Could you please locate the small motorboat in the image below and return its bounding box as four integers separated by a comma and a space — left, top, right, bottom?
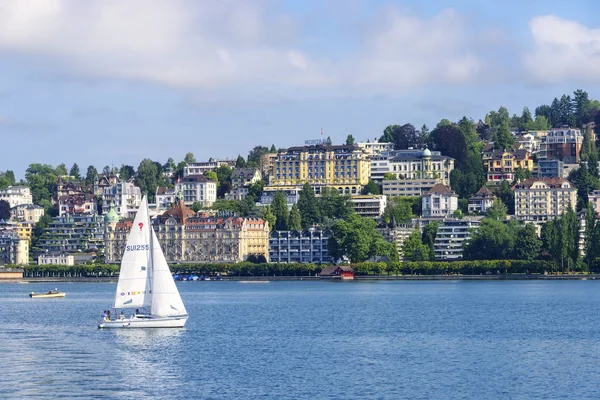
29, 289, 66, 298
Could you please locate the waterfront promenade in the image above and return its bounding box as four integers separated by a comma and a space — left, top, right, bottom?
8, 273, 600, 283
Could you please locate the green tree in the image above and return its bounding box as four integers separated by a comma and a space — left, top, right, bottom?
191, 201, 203, 212
235, 155, 246, 168
380, 124, 423, 150
526, 115, 550, 130
422, 221, 440, 260
318, 187, 354, 221
486, 198, 508, 220
345, 134, 355, 146
383, 172, 395, 180
4, 170, 15, 186
463, 219, 516, 260
271, 191, 289, 231
55, 163, 68, 176
288, 204, 302, 231
247, 146, 270, 168
260, 206, 276, 231
362, 180, 380, 195
329, 214, 396, 263
184, 152, 196, 163
215, 165, 233, 198
247, 180, 266, 203
402, 230, 430, 261
119, 165, 136, 182
431, 124, 467, 166
135, 159, 159, 201
494, 123, 515, 150
69, 163, 81, 180
520, 107, 533, 131
494, 180, 515, 215
512, 223, 542, 260
204, 171, 219, 186
382, 197, 414, 226
270, 144, 277, 153
25, 164, 58, 204
85, 165, 98, 185
297, 182, 320, 228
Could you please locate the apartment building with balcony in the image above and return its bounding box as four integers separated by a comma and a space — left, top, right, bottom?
514, 178, 577, 221
382, 179, 441, 197
175, 175, 217, 207
0, 230, 29, 265
36, 214, 104, 255
101, 180, 142, 218
269, 229, 333, 264
182, 159, 236, 177
434, 218, 482, 260
356, 138, 395, 156
350, 195, 387, 219
57, 194, 98, 217
538, 127, 583, 163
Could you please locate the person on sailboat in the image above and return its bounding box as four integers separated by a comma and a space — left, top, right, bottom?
119, 311, 125, 320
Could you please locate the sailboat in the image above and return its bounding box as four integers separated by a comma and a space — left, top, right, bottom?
98, 196, 188, 328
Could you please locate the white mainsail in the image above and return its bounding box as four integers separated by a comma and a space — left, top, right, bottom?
150, 228, 187, 317
113, 196, 153, 310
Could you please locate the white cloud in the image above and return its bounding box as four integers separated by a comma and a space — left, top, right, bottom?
525, 15, 600, 83
0, 1, 490, 91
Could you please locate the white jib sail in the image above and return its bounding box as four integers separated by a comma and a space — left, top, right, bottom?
113, 196, 153, 310
150, 227, 187, 317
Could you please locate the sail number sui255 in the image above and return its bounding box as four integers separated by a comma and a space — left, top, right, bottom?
126, 244, 150, 251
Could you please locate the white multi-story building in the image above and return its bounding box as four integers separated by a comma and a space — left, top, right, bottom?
175, 175, 217, 207
434, 218, 482, 260
382, 179, 441, 197
356, 138, 394, 156
350, 195, 387, 219
101, 181, 142, 219
183, 159, 236, 177
10, 204, 44, 223
422, 184, 458, 218
514, 178, 577, 221
155, 187, 177, 210
370, 149, 454, 185
0, 186, 33, 208
259, 186, 302, 209
38, 252, 75, 266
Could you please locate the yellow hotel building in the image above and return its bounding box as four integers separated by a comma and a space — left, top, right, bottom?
270, 143, 371, 195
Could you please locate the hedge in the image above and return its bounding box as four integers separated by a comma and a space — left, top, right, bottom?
12, 259, 581, 278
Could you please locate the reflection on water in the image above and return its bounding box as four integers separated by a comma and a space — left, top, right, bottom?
2, 280, 600, 399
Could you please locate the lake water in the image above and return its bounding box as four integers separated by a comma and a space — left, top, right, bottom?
1, 280, 600, 399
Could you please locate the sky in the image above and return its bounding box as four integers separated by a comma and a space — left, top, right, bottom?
1, 0, 600, 179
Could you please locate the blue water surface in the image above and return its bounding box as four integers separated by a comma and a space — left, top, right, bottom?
1, 280, 599, 399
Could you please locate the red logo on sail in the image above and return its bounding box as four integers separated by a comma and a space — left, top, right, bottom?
138, 222, 144, 231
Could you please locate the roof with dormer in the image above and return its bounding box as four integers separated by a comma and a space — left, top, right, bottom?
157, 199, 196, 224
470, 185, 495, 201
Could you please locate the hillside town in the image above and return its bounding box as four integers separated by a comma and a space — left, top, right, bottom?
1, 90, 600, 272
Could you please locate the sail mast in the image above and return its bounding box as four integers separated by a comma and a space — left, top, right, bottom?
148, 197, 154, 309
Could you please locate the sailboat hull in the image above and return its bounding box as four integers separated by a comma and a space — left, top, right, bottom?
98, 315, 188, 329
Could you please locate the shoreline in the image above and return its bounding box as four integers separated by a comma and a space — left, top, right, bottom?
5, 274, 600, 283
